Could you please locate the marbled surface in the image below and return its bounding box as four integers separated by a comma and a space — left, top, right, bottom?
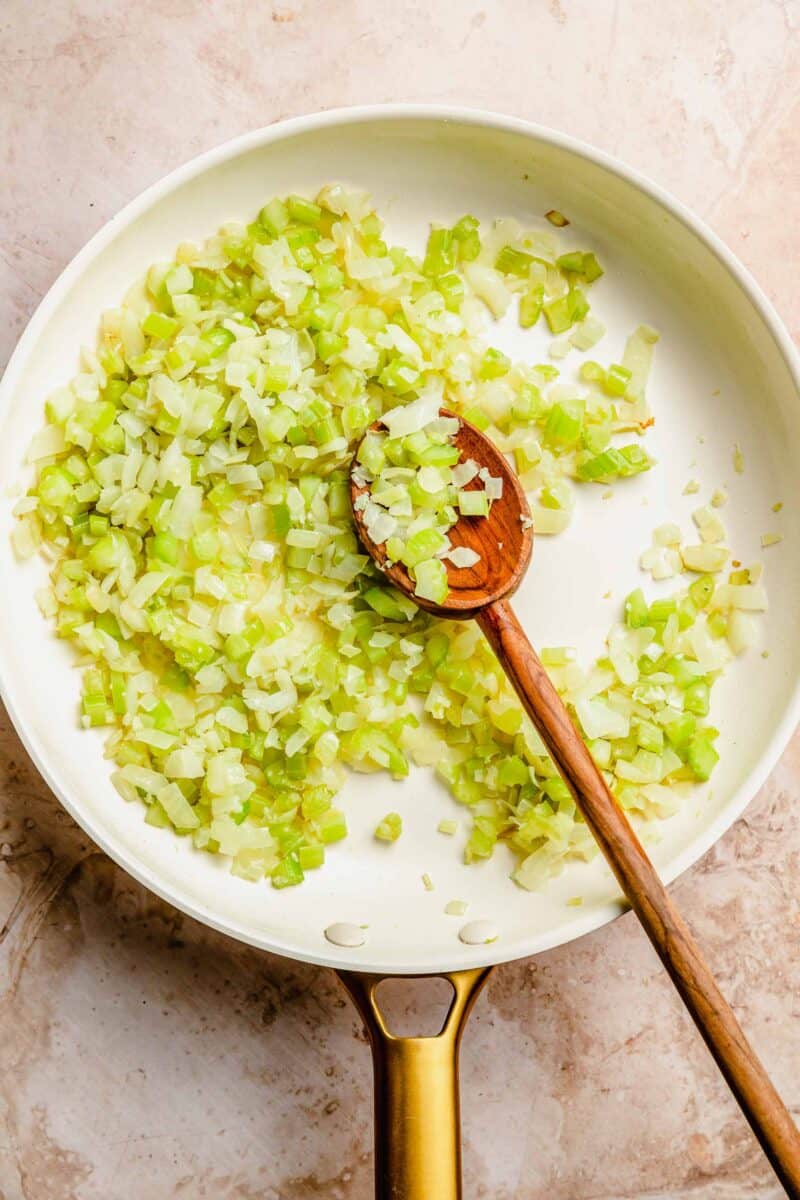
2, 2, 800, 1196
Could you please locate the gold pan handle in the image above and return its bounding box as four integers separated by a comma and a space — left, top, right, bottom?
338, 967, 492, 1200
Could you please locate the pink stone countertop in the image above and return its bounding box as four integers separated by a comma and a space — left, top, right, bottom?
2, 2, 800, 1197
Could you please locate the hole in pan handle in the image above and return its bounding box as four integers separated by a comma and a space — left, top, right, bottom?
337, 967, 493, 1200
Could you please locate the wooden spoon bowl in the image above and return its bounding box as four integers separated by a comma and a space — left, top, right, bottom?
350, 409, 533, 617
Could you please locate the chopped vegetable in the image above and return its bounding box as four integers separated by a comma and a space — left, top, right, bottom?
15, 185, 757, 896
681, 544, 729, 573
375, 812, 403, 842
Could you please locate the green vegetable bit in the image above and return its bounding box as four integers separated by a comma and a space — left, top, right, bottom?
375, 812, 403, 842
14, 181, 748, 898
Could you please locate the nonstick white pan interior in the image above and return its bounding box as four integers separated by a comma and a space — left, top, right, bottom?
1, 107, 798, 974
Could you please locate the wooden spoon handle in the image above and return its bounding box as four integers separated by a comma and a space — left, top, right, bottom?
478, 598, 800, 1196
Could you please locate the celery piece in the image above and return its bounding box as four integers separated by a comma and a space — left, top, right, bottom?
498, 756, 529, 787
451, 214, 481, 261
413, 559, 448, 604
316, 331, 346, 362
259, 197, 289, 235
110, 672, 127, 715
543, 295, 573, 335
313, 262, 344, 293
363, 587, 411, 621
496, 245, 534, 277
625, 589, 649, 629
687, 735, 719, 781
544, 400, 584, 447
264, 363, 291, 394
479, 348, 511, 380
318, 809, 348, 844
375, 812, 403, 842
142, 312, 178, 340
458, 490, 490, 517
685, 681, 710, 716
604, 363, 632, 397
461, 405, 490, 430
519, 283, 544, 329
151, 532, 179, 565
582, 253, 604, 282
437, 272, 465, 311
580, 360, 605, 384
298, 844, 325, 870
543, 288, 588, 334
540, 646, 576, 667
272, 855, 304, 888
556, 251, 585, 274
576, 447, 632, 481
287, 195, 323, 226
380, 357, 420, 395
402, 527, 448, 567
422, 228, 455, 278
647, 598, 677, 624
38, 466, 73, 508
556, 251, 604, 282
198, 326, 234, 361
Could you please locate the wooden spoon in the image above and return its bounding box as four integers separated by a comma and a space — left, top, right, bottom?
351, 409, 800, 1196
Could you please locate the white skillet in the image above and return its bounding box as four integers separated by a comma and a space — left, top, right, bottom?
1, 107, 799, 1198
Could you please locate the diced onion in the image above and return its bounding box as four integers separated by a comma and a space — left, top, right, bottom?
15, 185, 751, 896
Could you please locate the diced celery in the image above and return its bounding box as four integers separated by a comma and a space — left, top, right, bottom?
402, 527, 448, 567
298, 844, 325, 870
259, 197, 289, 235
413, 559, 448, 604
479, 348, 511, 379
363, 587, 412, 621
142, 312, 179, 340
458, 491, 489, 517
687, 735, 719, 781
272, 855, 304, 888
16, 184, 748, 900
422, 228, 455, 277
375, 812, 403, 842
287, 195, 323, 226
545, 400, 584, 447
151, 532, 179, 565
519, 283, 544, 329
625, 589, 649, 629
496, 245, 534, 277
318, 810, 348, 843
